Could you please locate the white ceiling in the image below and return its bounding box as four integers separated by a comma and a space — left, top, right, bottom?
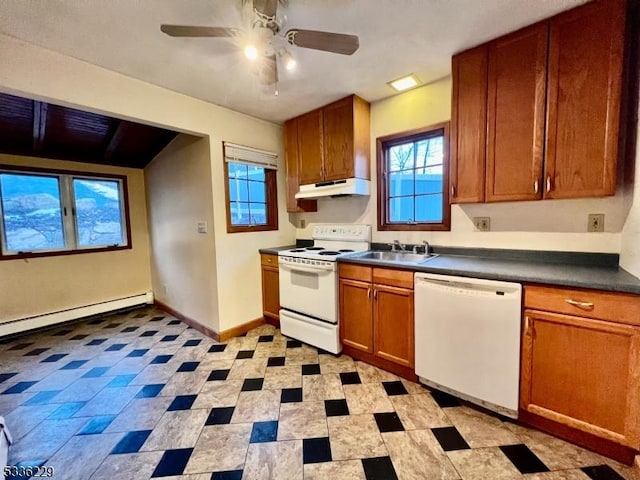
0, 0, 585, 124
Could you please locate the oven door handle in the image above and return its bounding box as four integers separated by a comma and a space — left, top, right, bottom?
279, 263, 334, 275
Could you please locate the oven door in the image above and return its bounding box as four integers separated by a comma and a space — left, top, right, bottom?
278, 260, 337, 323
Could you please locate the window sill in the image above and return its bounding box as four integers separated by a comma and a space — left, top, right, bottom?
226, 224, 278, 234
0, 244, 132, 261
378, 223, 451, 232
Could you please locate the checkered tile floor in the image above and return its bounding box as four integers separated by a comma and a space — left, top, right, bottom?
0, 307, 636, 479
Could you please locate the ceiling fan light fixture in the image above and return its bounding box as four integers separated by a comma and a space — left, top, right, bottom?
283, 51, 296, 71
388, 74, 421, 92
244, 44, 259, 60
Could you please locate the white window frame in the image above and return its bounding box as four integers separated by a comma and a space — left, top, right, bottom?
0, 168, 129, 257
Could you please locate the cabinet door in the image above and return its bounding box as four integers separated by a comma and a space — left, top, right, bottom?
521, 310, 640, 447
486, 24, 547, 202
373, 285, 414, 368
297, 109, 324, 185
545, 0, 625, 199
284, 119, 317, 213
261, 265, 280, 320
450, 45, 488, 203
323, 97, 354, 181
339, 278, 373, 353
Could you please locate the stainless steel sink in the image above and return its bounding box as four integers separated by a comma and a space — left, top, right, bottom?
354, 251, 439, 263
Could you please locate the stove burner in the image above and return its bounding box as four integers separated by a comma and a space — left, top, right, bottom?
339, 249, 355, 253
289, 249, 306, 252
306, 247, 325, 251
319, 251, 340, 256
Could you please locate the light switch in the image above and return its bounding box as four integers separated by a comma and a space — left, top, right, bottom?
197, 221, 208, 234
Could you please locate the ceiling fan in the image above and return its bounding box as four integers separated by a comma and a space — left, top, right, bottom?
160, 0, 360, 87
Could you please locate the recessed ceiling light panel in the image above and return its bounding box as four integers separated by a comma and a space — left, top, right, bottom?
387, 74, 422, 92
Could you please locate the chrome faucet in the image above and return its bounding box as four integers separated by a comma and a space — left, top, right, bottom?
391, 239, 405, 251
413, 240, 430, 254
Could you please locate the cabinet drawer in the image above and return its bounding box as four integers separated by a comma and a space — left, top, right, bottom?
261, 253, 279, 267
525, 284, 640, 326
339, 263, 372, 282
373, 268, 414, 289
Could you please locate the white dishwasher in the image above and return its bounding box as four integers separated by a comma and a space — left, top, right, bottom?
414, 273, 522, 418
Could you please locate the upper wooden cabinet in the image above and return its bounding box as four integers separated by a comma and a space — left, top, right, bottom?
486, 24, 548, 202
451, 0, 627, 204
284, 117, 317, 213
322, 95, 371, 182
545, 0, 625, 198
450, 45, 488, 204
284, 95, 370, 211
296, 109, 324, 185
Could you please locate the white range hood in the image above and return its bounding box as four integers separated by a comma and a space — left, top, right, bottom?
295, 178, 370, 199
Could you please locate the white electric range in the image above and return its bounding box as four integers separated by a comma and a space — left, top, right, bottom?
278, 224, 371, 354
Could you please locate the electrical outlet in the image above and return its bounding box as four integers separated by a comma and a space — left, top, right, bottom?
300, 219, 306, 229
163, 284, 168, 295
197, 221, 207, 234
588, 213, 605, 232
473, 217, 491, 232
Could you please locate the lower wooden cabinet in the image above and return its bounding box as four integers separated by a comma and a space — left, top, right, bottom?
339, 279, 373, 353
339, 264, 415, 379
520, 284, 640, 457
260, 254, 280, 324
374, 284, 414, 368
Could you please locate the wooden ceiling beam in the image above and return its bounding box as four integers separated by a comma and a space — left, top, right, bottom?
32, 101, 47, 153
103, 120, 128, 161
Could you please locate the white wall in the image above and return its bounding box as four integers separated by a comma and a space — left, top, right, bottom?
620, 96, 640, 276
0, 154, 152, 325
296, 77, 625, 253
0, 34, 297, 333
145, 135, 220, 332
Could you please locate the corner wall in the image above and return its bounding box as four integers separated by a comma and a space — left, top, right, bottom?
0, 154, 152, 325
621, 98, 640, 277
296, 77, 625, 253
0, 34, 297, 333
145, 135, 220, 332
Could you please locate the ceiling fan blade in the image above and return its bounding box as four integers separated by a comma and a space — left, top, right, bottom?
253, 0, 278, 19
160, 25, 239, 38
286, 29, 359, 55
260, 55, 278, 85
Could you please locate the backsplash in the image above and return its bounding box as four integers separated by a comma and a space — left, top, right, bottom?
293, 195, 624, 254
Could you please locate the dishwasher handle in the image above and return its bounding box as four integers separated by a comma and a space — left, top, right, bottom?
415, 273, 522, 297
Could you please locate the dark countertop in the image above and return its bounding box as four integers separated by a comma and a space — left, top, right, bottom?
261, 243, 640, 294
339, 253, 640, 294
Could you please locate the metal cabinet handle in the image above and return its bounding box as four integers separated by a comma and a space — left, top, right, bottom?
451, 185, 456, 197
524, 316, 530, 333
565, 299, 594, 309
373, 289, 378, 300
367, 288, 371, 300
534, 179, 539, 194
546, 176, 552, 193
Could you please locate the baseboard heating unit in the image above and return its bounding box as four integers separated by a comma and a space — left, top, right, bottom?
0, 292, 154, 337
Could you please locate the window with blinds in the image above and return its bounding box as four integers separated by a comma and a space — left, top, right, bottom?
223, 142, 279, 233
